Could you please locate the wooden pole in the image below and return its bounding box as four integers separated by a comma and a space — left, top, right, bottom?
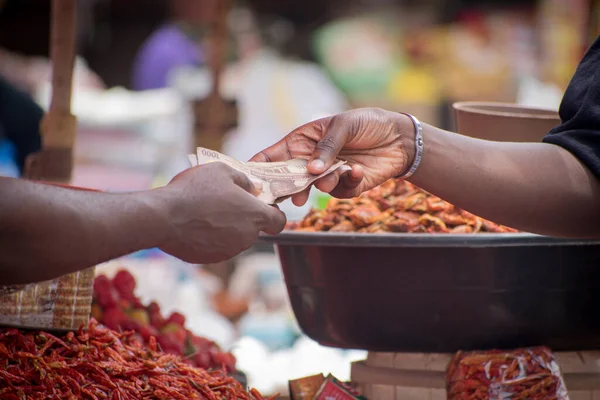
48, 0, 77, 116
208, 0, 229, 100
200, 0, 237, 285
194, 0, 232, 152
24, 0, 78, 183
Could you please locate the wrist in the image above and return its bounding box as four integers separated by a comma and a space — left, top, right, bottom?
131, 189, 174, 249
389, 111, 417, 177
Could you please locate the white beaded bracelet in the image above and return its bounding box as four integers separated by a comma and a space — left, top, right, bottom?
396, 113, 424, 179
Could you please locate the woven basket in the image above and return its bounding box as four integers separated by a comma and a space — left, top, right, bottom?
0, 183, 98, 330
0, 268, 95, 330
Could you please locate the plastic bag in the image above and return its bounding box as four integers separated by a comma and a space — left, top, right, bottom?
446, 347, 569, 400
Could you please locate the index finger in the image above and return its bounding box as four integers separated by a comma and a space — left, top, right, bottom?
307, 115, 350, 174
250, 137, 290, 163
249, 117, 332, 163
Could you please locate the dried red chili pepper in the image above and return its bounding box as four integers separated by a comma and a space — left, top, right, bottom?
446, 347, 568, 400
92, 269, 237, 373
290, 178, 519, 233
0, 319, 271, 400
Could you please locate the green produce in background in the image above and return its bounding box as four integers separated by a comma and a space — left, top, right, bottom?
314, 192, 332, 210
312, 15, 403, 100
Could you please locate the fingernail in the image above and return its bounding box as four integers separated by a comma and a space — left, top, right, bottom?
249, 177, 263, 195
309, 159, 325, 171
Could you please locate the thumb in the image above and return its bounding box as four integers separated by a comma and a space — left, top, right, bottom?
308, 115, 350, 174
260, 204, 287, 235
229, 168, 262, 197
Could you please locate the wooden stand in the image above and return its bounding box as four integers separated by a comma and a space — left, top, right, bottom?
192, 0, 236, 152
351, 351, 600, 400
351, 353, 447, 400
25, 0, 77, 183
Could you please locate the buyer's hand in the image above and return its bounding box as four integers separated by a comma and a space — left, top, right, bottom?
251, 108, 416, 205
151, 162, 286, 263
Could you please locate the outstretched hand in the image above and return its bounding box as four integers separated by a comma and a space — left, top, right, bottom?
251, 108, 415, 205
155, 162, 287, 264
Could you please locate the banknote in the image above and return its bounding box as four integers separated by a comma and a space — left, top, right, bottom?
189, 147, 347, 204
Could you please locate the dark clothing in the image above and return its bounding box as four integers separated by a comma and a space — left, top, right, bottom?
0, 76, 42, 174
543, 36, 600, 179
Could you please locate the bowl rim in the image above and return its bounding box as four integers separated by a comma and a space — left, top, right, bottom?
259, 230, 600, 248
453, 101, 560, 120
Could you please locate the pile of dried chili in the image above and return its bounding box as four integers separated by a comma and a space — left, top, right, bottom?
0, 319, 270, 399
288, 178, 518, 233
92, 269, 236, 372
446, 347, 569, 400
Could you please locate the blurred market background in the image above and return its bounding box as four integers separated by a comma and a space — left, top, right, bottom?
1, 0, 599, 396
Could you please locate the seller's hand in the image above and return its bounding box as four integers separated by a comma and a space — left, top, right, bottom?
250, 108, 416, 205
152, 163, 286, 264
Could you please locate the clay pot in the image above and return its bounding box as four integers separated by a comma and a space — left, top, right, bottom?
453, 101, 561, 142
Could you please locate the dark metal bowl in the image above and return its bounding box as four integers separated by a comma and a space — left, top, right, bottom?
260, 231, 600, 352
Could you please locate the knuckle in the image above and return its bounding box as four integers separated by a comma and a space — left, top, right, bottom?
252, 151, 269, 163
329, 115, 344, 129
231, 168, 248, 181
316, 136, 338, 152
361, 106, 385, 115
366, 107, 389, 123
238, 176, 254, 191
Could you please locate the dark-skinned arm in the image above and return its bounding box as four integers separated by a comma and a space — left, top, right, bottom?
0, 163, 287, 286
0, 177, 167, 285
406, 120, 600, 238
254, 107, 600, 238
281, 37, 600, 237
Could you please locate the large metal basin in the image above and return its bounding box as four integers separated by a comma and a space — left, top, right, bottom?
261, 232, 600, 352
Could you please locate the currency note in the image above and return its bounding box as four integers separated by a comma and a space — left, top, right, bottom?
190, 147, 347, 204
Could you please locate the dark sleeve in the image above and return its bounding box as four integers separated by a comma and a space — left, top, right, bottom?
542, 40, 600, 180
0, 75, 43, 174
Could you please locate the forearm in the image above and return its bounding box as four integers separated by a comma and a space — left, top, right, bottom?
0, 178, 169, 285
409, 124, 600, 237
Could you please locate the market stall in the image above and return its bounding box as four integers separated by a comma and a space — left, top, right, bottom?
3, 0, 600, 399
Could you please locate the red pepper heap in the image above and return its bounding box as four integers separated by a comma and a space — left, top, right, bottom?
0, 319, 268, 399
446, 347, 569, 400
92, 269, 235, 372
288, 178, 518, 233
